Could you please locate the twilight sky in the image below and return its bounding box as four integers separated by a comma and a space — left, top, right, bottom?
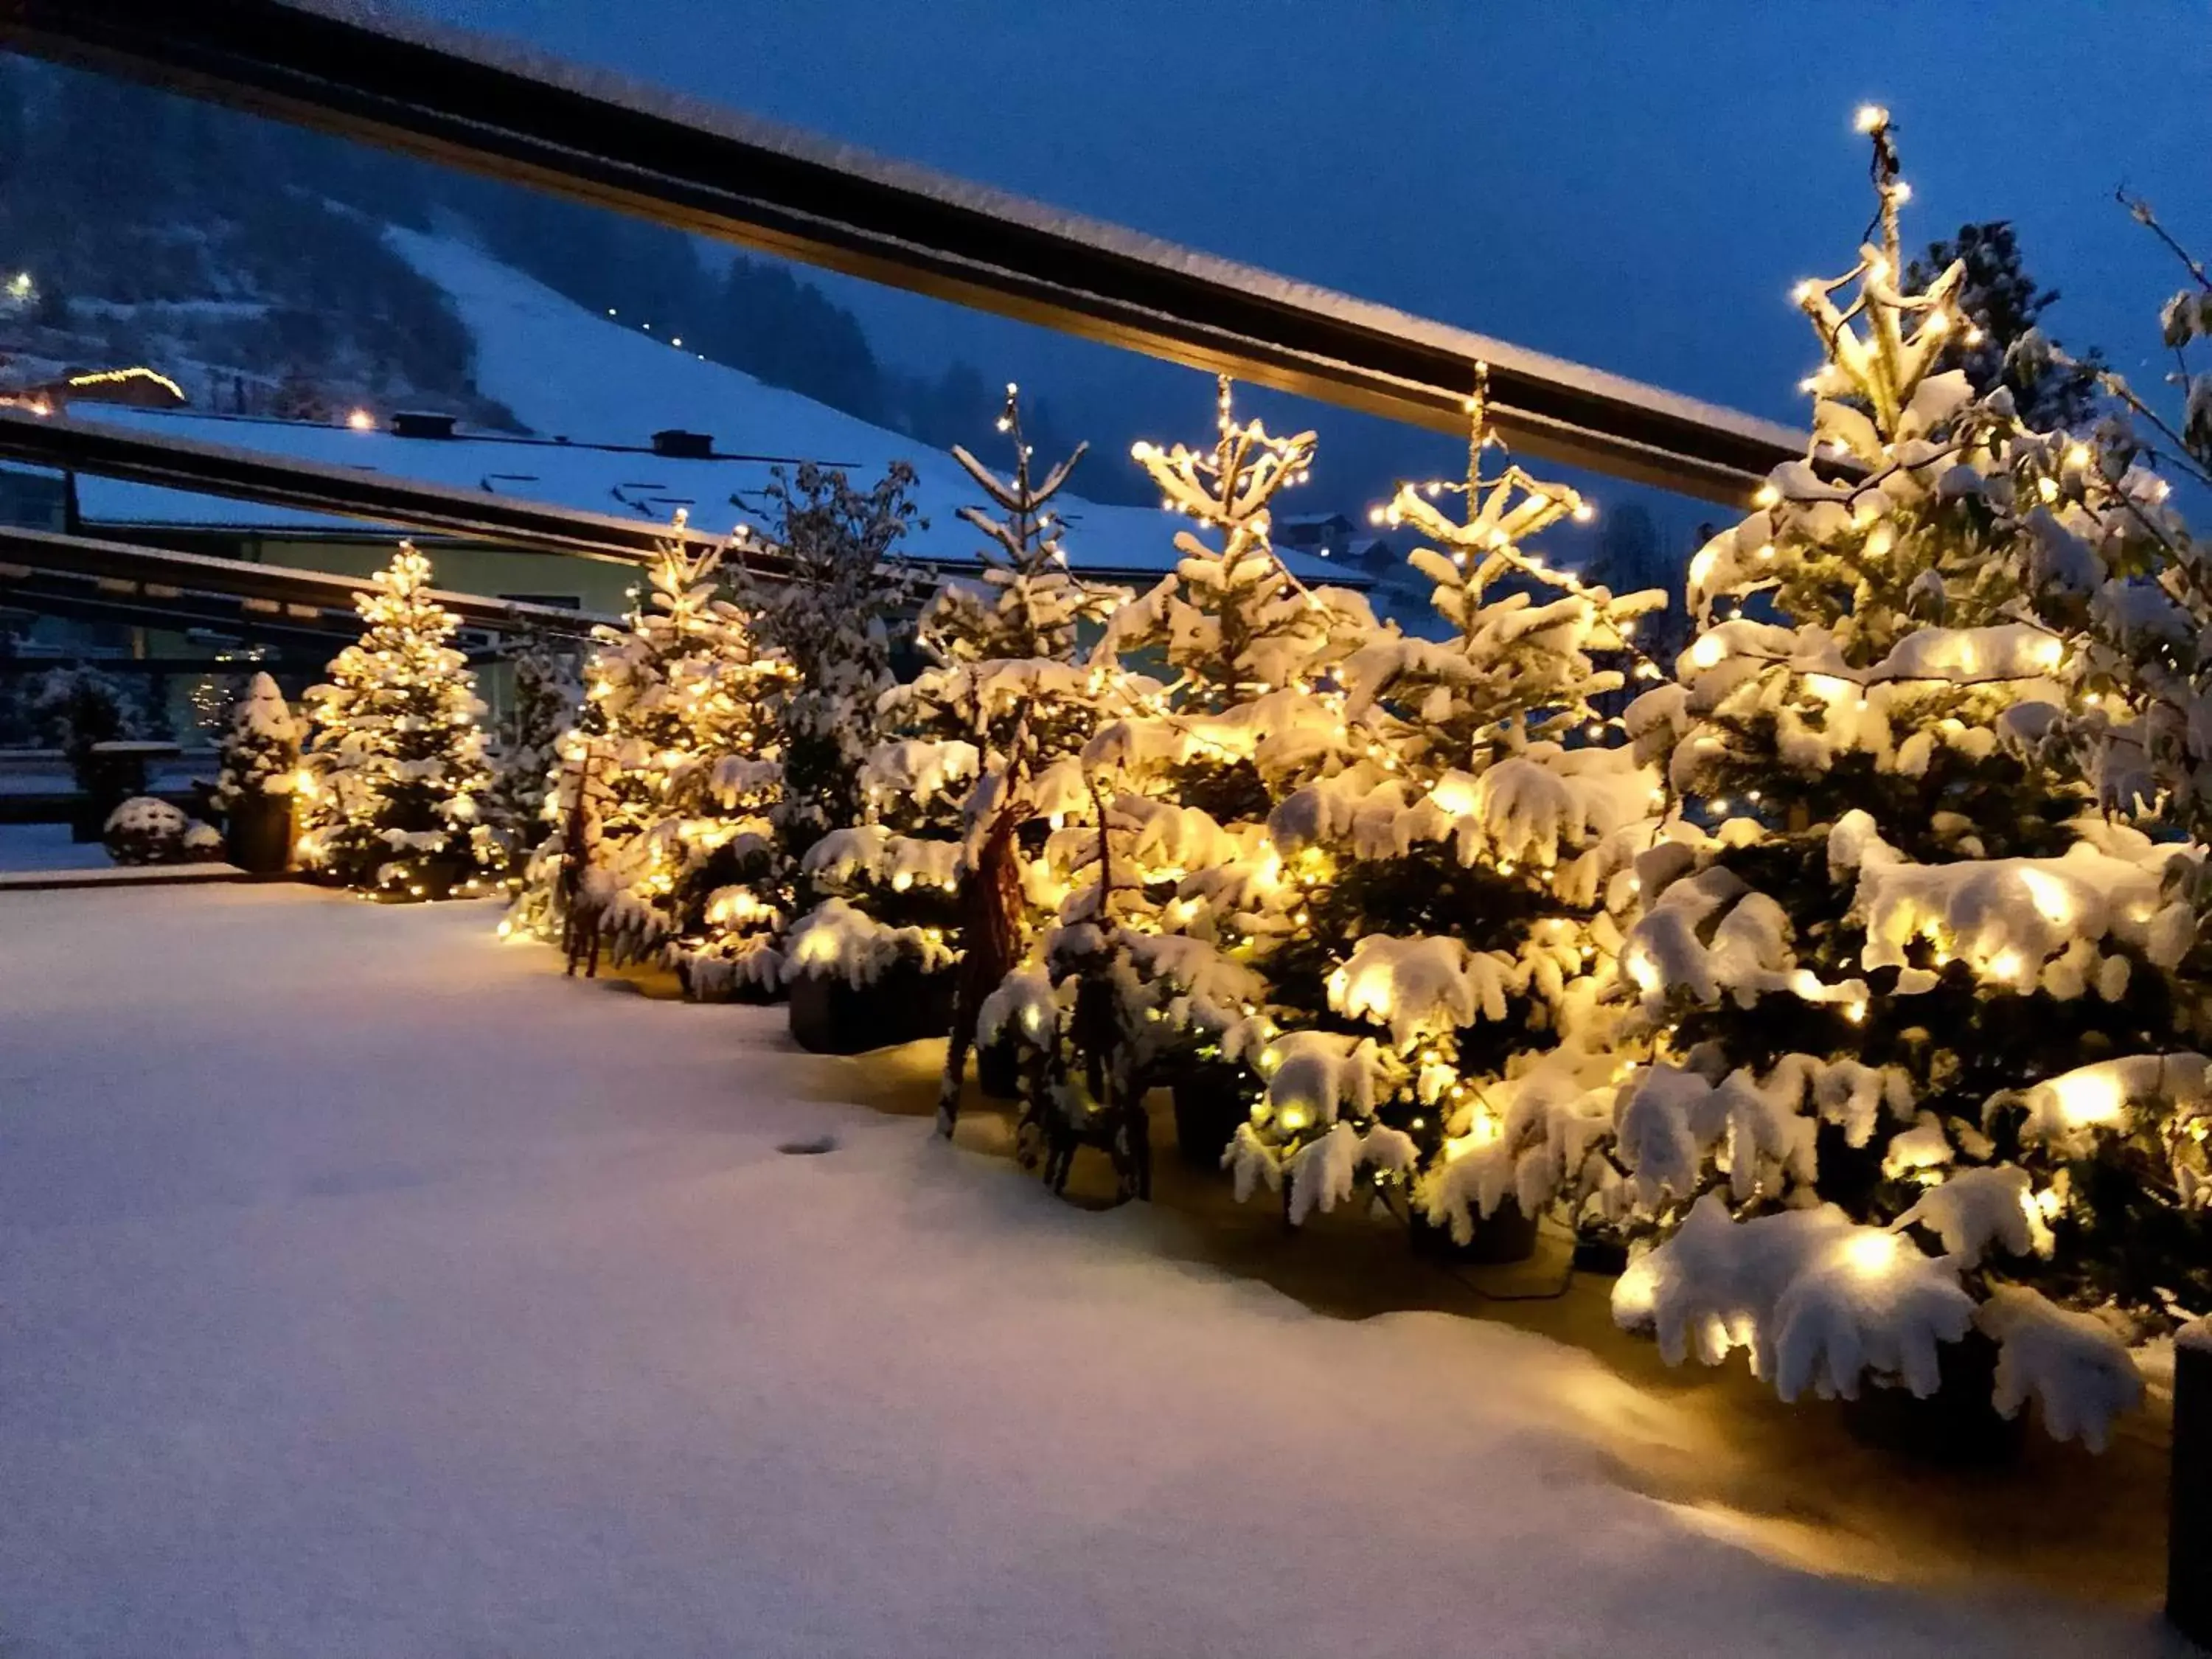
411, 0, 2212, 538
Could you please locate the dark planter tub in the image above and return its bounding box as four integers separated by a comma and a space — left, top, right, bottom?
787, 959, 955, 1055
226, 793, 295, 874
1840, 1332, 2024, 1465
1409, 1197, 1540, 1265
1571, 1232, 1631, 1276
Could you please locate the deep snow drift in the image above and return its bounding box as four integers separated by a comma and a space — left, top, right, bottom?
0, 886, 2180, 1657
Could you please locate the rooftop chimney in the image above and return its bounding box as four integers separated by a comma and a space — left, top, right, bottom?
389, 411, 458, 440
651, 428, 714, 459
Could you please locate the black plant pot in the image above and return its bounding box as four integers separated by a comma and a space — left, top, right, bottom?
1840, 1332, 2025, 1465
1408, 1198, 1540, 1266
787, 959, 954, 1055
1171, 1071, 1249, 1171
226, 793, 295, 874
72, 752, 150, 841
70, 796, 114, 843
1571, 1234, 1631, 1276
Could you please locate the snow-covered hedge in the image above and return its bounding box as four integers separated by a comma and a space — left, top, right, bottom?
103, 797, 222, 866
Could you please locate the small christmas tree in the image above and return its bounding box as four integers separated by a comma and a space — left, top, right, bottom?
515, 527, 789, 997
742, 462, 942, 1005
740, 461, 922, 860
1607, 109, 2177, 1449
866, 387, 1134, 1115
298, 543, 493, 899
212, 672, 302, 813
479, 633, 580, 882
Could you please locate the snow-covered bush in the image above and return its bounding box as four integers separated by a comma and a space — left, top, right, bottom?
102, 796, 220, 865
32, 664, 144, 793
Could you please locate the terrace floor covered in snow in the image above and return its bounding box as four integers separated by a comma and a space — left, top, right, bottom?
0, 885, 2185, 1657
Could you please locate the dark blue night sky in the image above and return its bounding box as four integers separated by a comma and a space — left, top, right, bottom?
416, 1, 2212, 534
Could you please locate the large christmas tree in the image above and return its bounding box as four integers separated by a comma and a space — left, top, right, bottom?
1607, 109, 2183, 1449
981, 379, 1373, 1194
298, 543, 493, 899
1236, 375, 1666, 1234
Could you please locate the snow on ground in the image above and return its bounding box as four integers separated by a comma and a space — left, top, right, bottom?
0, 886, 2182, 1658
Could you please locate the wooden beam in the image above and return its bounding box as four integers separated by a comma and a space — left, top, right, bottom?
0, 522, 616, 636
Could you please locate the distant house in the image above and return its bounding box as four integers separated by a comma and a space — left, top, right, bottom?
0, 363, 189, 417
1274, 512, 1360, 565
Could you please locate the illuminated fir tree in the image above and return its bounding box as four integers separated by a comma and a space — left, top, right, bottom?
747, 462, 957, 1002
856, 388, 1136, 1116
479, 633, 579, 880
298, 543, 493, 898
980, 380, 1373, 1194
515, 526, 789, 998
1234, 374, 1666, 1235
1608, 108, 2183, 1450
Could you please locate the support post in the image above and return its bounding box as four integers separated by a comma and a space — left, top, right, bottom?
2170, 1322, 2212, 1646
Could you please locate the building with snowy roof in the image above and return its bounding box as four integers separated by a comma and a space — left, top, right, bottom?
19, 231, 1357, 612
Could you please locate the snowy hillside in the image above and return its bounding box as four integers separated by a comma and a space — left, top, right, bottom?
380, 228, 1349, 582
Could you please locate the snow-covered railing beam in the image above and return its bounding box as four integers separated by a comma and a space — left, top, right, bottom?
0, 523, 616, 639
0, 409, 771, 574
0, 0, 1804, 504
0, 578, 368, 645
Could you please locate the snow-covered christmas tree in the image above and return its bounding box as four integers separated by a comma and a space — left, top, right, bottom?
1607, 108, 2183, 1450
1233, 374, 1666, 1237
2016, 188, 2212, 868
740, 462, 953, 1012
298, 543, 493, 899
863, 387, 1134, 1112
212, 671, 302, 813
978, 379, 1372, 1192
512, 525, 789, 998
740, 462, 922, 862
479, 633, 580, 882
